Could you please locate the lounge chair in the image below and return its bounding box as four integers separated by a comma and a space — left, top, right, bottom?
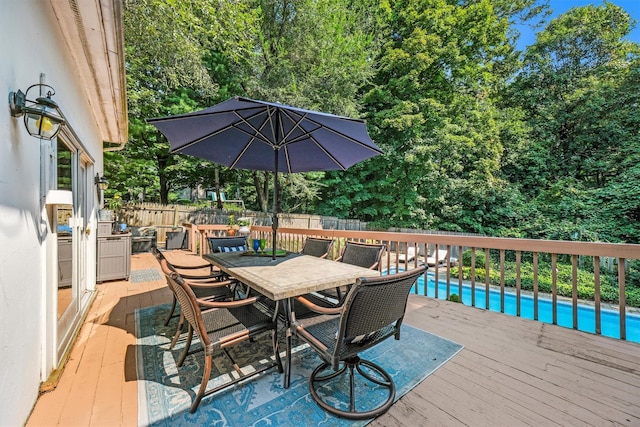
398, 245, 419, 263
426, 248, 450, 266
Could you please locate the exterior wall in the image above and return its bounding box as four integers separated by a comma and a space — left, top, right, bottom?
0, 1, 106, 424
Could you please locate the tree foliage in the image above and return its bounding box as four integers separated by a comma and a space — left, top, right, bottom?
503, 2, 640, 242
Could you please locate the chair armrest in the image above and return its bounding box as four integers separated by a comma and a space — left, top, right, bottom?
197, 296, 258, 309
171, 262, 212, 270
296, 296, 343, 315
184, 278, 234, 289
176, 270, 223, 280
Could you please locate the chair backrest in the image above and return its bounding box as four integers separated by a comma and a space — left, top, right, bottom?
339, 241, 385, 269
151, 246, 178, 272
301, 237, 334, 258
207, 236, 247, 253
333, 266, 426, 361
151, 246, 166, 264
158, 259, 209, 346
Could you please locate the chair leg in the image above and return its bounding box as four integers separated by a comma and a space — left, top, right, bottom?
164, 295, 177, 326
169, 313, 185, 349
272, 326, 283, 373
190, 353, 212, 413
177, 324, 193, 368
309, 357, 396, 420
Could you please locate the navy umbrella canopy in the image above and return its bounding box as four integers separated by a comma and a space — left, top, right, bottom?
147, 96, 382, 259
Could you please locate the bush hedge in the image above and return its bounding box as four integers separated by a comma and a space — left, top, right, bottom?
454, 254, 640, 307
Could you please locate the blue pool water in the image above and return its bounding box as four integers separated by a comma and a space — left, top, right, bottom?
407, 271, 640, 343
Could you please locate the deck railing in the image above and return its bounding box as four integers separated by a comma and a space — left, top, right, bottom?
184, 223, 640, 341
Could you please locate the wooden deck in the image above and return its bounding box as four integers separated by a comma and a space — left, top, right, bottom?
27, 251, 640, 426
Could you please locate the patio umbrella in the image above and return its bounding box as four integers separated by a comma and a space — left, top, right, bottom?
147, 97, 383, 259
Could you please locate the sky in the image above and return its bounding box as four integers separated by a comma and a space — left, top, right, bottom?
515, 0, 640, 51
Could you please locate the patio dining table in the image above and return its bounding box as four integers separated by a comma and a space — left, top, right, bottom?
203, 250, 379, 388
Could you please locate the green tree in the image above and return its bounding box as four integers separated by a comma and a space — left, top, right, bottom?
504, 2, 640, 242
320, 0, 539, 233
235, 0, 380, 212
113, 0, 255, 203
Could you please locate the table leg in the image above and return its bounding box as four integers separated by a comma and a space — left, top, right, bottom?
283, 297, 292, 389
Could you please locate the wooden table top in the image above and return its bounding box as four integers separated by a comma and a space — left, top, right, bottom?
203, 251, 379, 300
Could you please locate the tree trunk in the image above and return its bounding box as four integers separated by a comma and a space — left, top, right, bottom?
158, 155, 169, 204
253, 171, 270, 212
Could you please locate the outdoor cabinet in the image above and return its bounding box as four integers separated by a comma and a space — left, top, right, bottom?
97, 221, 131, 282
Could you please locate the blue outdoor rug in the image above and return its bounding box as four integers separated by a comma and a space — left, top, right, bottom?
135, 304, 463, 426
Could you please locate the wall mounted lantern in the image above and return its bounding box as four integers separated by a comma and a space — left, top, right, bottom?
95, 173, 109, 191
8, 84, 65, 140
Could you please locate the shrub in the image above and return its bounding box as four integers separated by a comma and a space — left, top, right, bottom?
451, 260, 638, 307
461, 249, 486, 269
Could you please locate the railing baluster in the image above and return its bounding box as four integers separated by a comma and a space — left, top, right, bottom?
444, 245, 451, 300
485, 248, 490, 310
516, 250, 521, 318
594, 256, 601, 335
458, 245, 463, 299
471, 247, 476, 307
552, 254, 557, 325
619, 258, 626, 340
572, 254, 578, 330
424, 242, 431, 298
533, 252, 539, 321
500, 249, 505, 313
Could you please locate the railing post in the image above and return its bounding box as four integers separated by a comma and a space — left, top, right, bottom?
619, 258, 626, 340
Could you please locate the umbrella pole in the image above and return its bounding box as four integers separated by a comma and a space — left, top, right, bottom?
272, 148, 279, 261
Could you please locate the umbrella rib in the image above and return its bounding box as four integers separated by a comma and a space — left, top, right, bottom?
166, 108, 273, 154
228, 110, 274, 168
279, 109, 382, 154
147, 103, 265, 123
307, 134, 348, 170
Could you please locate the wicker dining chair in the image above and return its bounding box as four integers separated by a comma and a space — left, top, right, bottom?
336, 241, 385, 270
292, 265, 427, 420
300, 237, 334, 258
207, 236, 248, 254
321, 241, 385, 302
160, 259, 283, 413
152, 247, 234, 348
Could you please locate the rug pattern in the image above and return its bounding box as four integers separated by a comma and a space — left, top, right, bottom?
130, 269, 163, 283
136, 304, 463, 426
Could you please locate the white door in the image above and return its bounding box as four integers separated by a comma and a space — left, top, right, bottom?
55, 138, 92, 363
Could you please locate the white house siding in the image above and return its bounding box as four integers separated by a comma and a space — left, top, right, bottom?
0, 1, 126, 424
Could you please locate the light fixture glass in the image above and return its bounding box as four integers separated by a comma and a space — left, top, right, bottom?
9, 84, 65, 140
95, 173, 109, 191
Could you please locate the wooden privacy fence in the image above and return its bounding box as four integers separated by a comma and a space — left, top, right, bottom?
185, 223, 640, 342
119, 203, 368, 236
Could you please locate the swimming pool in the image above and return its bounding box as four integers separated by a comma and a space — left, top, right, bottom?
407, 271, 640, 343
